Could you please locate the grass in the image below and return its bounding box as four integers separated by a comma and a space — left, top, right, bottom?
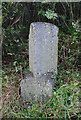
2, 31, 81, 119
2, 61, 81, 119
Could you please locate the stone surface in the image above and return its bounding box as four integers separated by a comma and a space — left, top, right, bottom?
21, 72, 55, 103
29, 22, 58, 77
21, 22, 58, 103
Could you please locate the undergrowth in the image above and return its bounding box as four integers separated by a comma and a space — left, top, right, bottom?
2, 63, 81, 119
2, 31, 81, 119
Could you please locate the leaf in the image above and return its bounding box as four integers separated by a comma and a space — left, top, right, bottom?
15, 67, 18, 72
13, 61, 17, 66
74, 82, 78, 86
51, 75, 56, 79
44, 9, 58, 20
66, 71, 70, 74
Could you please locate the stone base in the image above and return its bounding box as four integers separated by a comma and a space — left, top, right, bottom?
21, 72, 55, 103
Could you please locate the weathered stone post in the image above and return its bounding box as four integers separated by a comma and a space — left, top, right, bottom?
21, 22, 58, 103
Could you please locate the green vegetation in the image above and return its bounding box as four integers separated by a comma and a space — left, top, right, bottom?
2, 2, 81, 119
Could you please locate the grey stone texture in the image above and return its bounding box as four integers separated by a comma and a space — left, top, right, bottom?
29, 22, 58, 77
21, 22, 58, 103
21, 72, 55, 103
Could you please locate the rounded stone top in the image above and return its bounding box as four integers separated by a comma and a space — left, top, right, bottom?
30, 22, 59, 32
